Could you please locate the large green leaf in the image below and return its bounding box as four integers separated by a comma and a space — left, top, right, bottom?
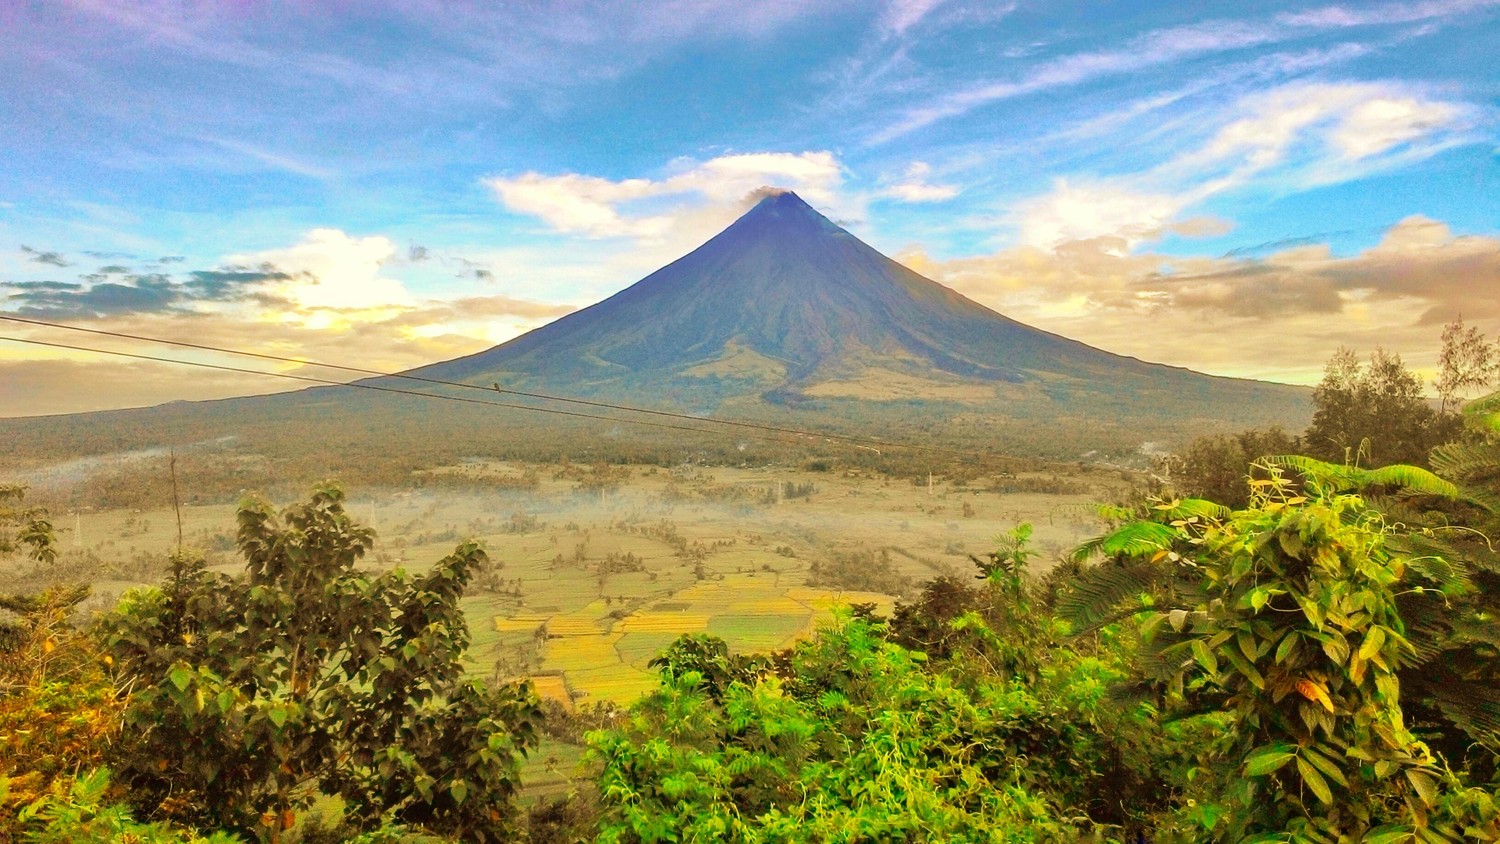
1244, 743, 1297, 776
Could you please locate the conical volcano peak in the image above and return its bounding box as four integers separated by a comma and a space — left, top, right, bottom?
747, 186, 807, 208
407, 180, 1308, 437
734, 188, 843, 237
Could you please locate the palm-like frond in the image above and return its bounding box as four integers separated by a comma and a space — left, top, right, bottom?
1406, 654, 1500, 737
1430, 441, 1500, 514
1430, 441, 1500, 479
1361, 464, 1462, 498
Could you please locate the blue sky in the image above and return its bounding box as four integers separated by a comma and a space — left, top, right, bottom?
2, 0, 1498, 414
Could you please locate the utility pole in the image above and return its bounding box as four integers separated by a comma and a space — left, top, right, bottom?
928, 472, 934, 496
169, 449, 183, 551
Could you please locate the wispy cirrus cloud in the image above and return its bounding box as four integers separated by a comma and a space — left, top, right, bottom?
870, 0, 1498, 143
880, 0, 953, 36
1008, 81, 1475, 248
876, 162, 960, 203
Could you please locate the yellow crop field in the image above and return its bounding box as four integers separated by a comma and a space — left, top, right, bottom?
786, 586, 895, 615
564, 663, 658, 704
723, 595, 808, 615
707, 614, 807, 651
543, 632, 622, 671
545, 609, 610, 637
527, 675, 574, 711
494, 614, 548, 634
614, 611, 710, 634
615, 632, 682, 667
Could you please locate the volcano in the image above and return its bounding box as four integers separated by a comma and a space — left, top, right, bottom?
0, 190, 1310, 468
411, 190, 1306, 416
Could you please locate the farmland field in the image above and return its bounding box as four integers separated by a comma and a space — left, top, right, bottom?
2, 459, 1124, 705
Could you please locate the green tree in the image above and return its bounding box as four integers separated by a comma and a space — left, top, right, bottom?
1168, 427, 1299, 508
101, 484, 540, 843
589, 532, 1187, 842
1436, 317, 1497, 415
1, 586, 124, 836
1305, 347, 1450, 467
0, 484, 56, 566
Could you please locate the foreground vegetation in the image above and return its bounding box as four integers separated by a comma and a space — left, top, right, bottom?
3, 332, 1499, 841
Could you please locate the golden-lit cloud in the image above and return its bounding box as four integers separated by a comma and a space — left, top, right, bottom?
226, 228, 412, 313
0, 229, 576, 416
903, 215, 1500, 385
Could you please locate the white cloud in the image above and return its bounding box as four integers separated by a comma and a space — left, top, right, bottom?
1328, 96, 1461, 159
488, 174, 669, 239
485, 151, 849, 241
1010, 181, 1182, 249
228, 229, 412, 312
872, 19, 1277, 142
877, 161, 960, 202
1275, 0, 1500, 28
881, 0, 949, 35
1008, 82, 1469, 247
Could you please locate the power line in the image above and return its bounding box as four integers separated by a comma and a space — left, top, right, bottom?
0, 333, 994, 462
0, 314, 980, 459
0, 335, 797, 443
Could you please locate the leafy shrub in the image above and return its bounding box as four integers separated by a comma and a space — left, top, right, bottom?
100, 484, 540, 843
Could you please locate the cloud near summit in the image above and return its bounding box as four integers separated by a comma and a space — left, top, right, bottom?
484, 152, 853, 241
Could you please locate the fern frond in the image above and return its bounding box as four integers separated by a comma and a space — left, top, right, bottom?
1430, 440, 1500, 513
1387, 533, 1473, 594
1092, 502, 1138, 522
1055, 561, 1164, 630
1361, 465, 1461, 499
1259, 455, 1459, 499
1450, 618, 1500, 648
1070, 521, 1182, 564
1133, 626, 1197, 682
1408, 660, 1500, 737
1431, 441, 1500, 479
1259, 454, 1348, 485
1153, 498, 1231, 521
